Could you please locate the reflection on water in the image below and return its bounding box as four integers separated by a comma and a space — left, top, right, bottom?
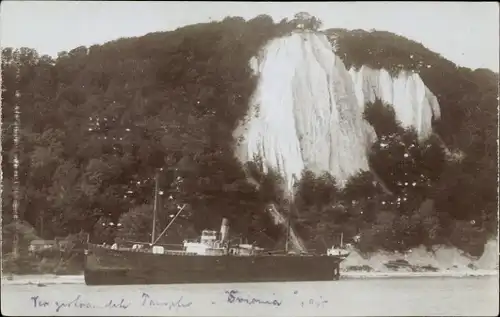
2, 276, 498, 316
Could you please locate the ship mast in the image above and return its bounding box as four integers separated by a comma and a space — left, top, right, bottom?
153, 204, 186, 245
151, 171, 160, 245
285, 210, 290, 253
284, 198, 292, 254
285, 178, 298, 254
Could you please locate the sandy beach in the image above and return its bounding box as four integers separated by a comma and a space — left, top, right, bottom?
343, 270, 498, 279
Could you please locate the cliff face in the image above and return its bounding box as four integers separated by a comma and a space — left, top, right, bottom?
3, 17, 495, 256
234, 31, 441, 192
349, 65, 441, 139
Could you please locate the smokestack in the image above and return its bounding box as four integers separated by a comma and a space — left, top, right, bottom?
220, 218, 229, 243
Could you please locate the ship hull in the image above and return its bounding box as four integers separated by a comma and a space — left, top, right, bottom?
84, 245, 346, 285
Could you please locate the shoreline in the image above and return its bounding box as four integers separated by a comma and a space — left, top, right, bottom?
342, 270, 498, 279
2, 270, 497, 286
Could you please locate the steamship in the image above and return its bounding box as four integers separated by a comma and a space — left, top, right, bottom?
84, 175, 350, 285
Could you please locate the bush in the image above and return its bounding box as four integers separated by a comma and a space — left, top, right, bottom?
1, 14, 496, 257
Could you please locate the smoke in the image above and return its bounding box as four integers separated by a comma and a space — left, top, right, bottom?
343, 239, 499, 272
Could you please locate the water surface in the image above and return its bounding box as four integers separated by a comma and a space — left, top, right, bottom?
1, 276, 498, 316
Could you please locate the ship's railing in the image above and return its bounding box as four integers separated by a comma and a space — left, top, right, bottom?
89, 242, 183, 249
163, 249, 190, 255
89, 243, 333, 257
89, 243, 202, 256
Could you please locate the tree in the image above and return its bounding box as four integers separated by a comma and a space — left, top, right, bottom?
1, 16, 496, 261
363, 99, 404, 138
328, 26, 497, 252
293, 171, 346, 250
291, 12, 323, 31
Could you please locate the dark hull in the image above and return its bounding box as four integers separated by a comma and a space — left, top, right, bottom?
84, 245, 346, 285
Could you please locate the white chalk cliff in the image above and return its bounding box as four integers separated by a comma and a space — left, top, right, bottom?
234, 31, 441, 193
349, 66, 441, 139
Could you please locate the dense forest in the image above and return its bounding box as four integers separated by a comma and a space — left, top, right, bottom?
1, 14, 497, 264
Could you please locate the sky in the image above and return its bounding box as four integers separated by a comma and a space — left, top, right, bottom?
1, 1, 499, 72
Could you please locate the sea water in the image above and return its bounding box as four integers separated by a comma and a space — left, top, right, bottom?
1, 275, 498, 316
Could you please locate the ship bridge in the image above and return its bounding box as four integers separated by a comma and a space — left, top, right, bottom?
200, 230, 218, 244
183, 229, 227, 256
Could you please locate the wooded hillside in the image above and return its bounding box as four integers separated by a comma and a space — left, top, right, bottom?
2, 15, 497, 258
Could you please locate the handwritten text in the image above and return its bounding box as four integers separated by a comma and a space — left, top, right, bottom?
31, 295, 130, 313
225, 289, 282, 307
27, 288, 332, 313
141, 292, 192, 310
